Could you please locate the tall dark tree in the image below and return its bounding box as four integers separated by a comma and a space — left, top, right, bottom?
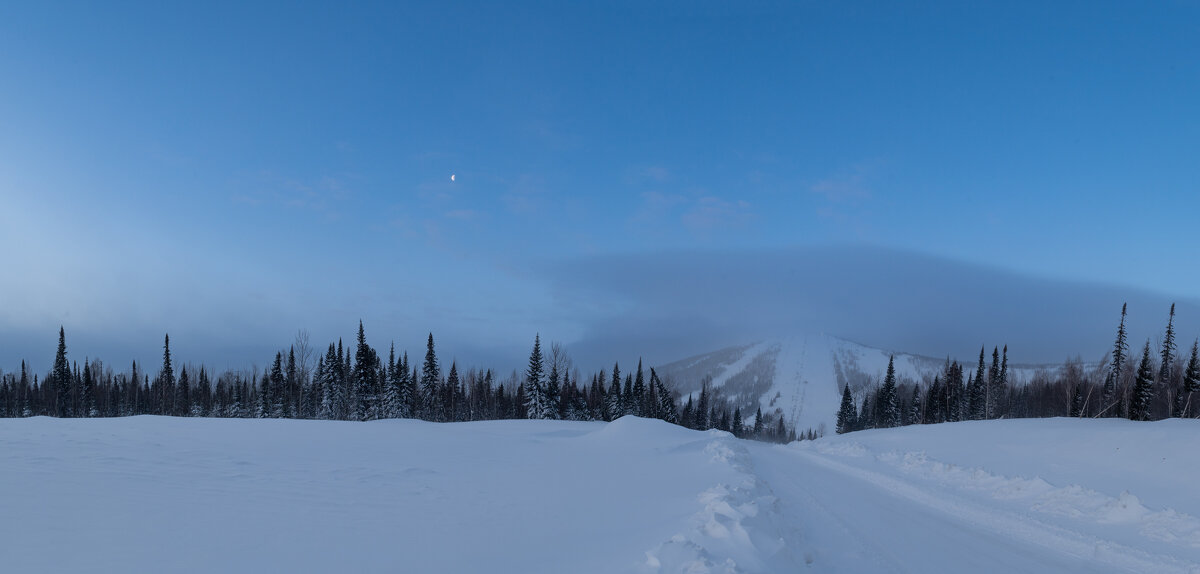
177, 367, 191, 417
81, 357, 97, 417
878, 355, 900, 428
52, 327, 70, 417
695, 382, 710, 430
1180, 340, 1200, 417
836, 384, 856, 434
160, 333, 175, 416
354, 321, 377, 421
421, 333, 440, 421
523, 335, 547, 419
1102, 303, 1129, 416
632, 360, 646, 417
605, 363, 622, 419
1160, 304, 1177, 386
1129, 341, 1156, 421
651, 368, 677, 423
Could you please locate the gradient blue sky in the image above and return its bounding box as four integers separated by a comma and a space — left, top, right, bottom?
2, 1, 1199, 372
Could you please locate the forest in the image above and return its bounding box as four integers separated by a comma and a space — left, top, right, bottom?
0, 322, 797, 443
837, 303, 1200, 434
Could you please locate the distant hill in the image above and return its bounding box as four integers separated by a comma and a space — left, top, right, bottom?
656, 334, 1081, 435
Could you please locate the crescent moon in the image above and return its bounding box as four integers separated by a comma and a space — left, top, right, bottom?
450, 174, 456, 182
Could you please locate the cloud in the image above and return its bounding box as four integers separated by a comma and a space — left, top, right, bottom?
533, 245, 1200, 369
680, 197, 754, 231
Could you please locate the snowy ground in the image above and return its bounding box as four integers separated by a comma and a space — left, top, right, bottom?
2, 416, 1197, 573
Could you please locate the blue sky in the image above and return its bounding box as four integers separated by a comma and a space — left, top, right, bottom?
2, 1, 1199, 372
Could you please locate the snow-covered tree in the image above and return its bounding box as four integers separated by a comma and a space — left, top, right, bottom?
836, 384, 856, 434
1129, 341, 1156, 421
878, 355, 900, 428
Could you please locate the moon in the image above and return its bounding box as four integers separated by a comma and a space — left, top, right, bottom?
450, 174, 455, 182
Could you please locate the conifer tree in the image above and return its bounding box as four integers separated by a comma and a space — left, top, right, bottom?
732, 406, 743, 437
52, 327, 70, 417
986, 346, 1000, 419
836, 384, 856, 434
752, 407, 764, 437
632, 360, 646, 417
421, 333, 440, 421
257, 372, 271, 418
1069, 382, 1084, 417
81, 358, 97, 417
969, 347, 986, 420
695, 382, 710, 430
160, 333, 175, 417
1160, 304, 1177, 386
523, 335, 546, 420
680, 395, 694, 428
353, 322, 378, 421
924, 376, 942, 424
177, 367, 191, 417
1102, 303, 1129, 416
650, 368, 677, 423
1179, 339, 1200, 418
878, 355, 900, 428
605, 363, 622, 419
906, 384, 920, 425
1129, 341, 1156, 421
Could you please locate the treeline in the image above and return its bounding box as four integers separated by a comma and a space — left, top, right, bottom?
0, 323, 796, 442
836, 303, 1200, 434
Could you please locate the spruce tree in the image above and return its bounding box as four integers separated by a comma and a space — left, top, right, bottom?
878, 355, 900, 428
651, 369, 677, 423
1102, 303, 1129, 417
632, 360, 646, 417
353, 322, 377, 421
177, 367, 191, 417
836, 384, 856, 434
752, 407, 764, 437
906, 384, 920, 425
986, 346, 1000, 419
1129, 341, 1156, 421
1173, 338, 1200, 417
969, 347, 986, 420
523, 335, 545, 420
160, 333, 175, 416
81, 358, 97, 417
421, 333, 440, 421
605, 363, 622, 419
732, 406, 743, 437
695, 382, 710, 430
52, 327, 70, 417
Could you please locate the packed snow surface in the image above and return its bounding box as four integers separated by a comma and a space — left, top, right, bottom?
2, 416, 1197, 572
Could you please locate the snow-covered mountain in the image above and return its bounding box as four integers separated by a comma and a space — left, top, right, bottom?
656, 334, 1070, 436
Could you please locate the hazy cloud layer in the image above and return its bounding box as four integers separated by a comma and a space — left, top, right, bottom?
538, 245, 1200, 369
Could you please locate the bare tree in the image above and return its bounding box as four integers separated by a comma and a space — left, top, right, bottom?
294, 329, 313, 387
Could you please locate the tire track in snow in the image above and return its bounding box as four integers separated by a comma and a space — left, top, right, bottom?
778, 447, 1200, 574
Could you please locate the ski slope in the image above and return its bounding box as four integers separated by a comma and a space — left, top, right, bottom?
2, 416, 1196, 572
659, 334, 1060, 438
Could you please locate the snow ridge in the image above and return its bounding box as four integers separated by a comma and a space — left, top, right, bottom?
642, 431, 803, 574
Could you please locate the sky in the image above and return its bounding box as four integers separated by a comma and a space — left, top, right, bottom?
2, 1, 1199, 374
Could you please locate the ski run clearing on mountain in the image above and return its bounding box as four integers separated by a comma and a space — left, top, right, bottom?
3, 416, 1197, 573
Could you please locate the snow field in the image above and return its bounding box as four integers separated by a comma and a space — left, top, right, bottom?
3, 415, 1197, 573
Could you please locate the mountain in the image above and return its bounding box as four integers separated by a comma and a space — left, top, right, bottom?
656, 334, 1077, 435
